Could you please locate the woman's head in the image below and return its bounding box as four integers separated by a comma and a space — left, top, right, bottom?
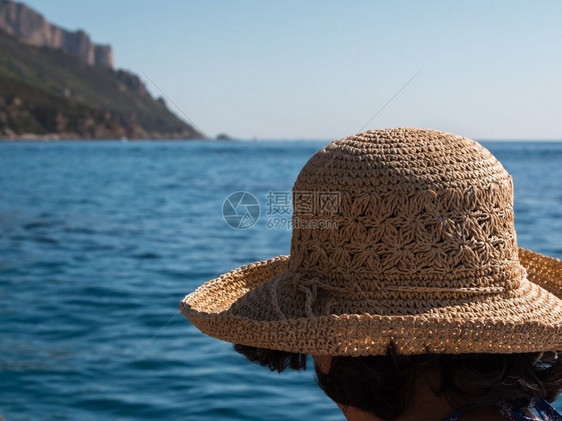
234, 344, 562, 421
180, 129, 562, 418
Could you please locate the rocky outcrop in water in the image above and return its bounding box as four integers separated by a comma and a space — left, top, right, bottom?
0, 0, 113, 67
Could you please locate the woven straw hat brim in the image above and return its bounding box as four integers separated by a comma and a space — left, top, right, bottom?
179, 248, 562, 356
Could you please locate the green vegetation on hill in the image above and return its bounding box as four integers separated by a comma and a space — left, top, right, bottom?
0, 30, 204, 139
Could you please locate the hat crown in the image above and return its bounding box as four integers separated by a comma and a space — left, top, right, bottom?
289, 128, 524, 292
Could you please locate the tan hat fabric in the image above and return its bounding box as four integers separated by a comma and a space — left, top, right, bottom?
179, 128, 562, 356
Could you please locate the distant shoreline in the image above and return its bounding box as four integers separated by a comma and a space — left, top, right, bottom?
0, 134, 209, 141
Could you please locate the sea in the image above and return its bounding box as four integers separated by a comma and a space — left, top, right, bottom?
1, 139, 561, 420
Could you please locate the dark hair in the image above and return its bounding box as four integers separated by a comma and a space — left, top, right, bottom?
234, 344, 562, 421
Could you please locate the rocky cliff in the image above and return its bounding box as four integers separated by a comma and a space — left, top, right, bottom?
0, 0, 204, 139
0, 0, 113, 67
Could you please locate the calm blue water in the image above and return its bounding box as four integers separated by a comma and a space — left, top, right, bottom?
0, 139, 561, 420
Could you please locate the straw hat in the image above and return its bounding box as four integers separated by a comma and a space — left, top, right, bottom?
179, 128, 562, 356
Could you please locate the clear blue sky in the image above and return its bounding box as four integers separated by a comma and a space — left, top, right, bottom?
22, 0, 562, 140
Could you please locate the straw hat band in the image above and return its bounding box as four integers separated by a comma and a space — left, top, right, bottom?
272, 270, 523, 300
252, 263, 550, 319
269, 272, 525, 321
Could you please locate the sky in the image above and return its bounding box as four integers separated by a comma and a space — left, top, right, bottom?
21, 0, 562, 140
